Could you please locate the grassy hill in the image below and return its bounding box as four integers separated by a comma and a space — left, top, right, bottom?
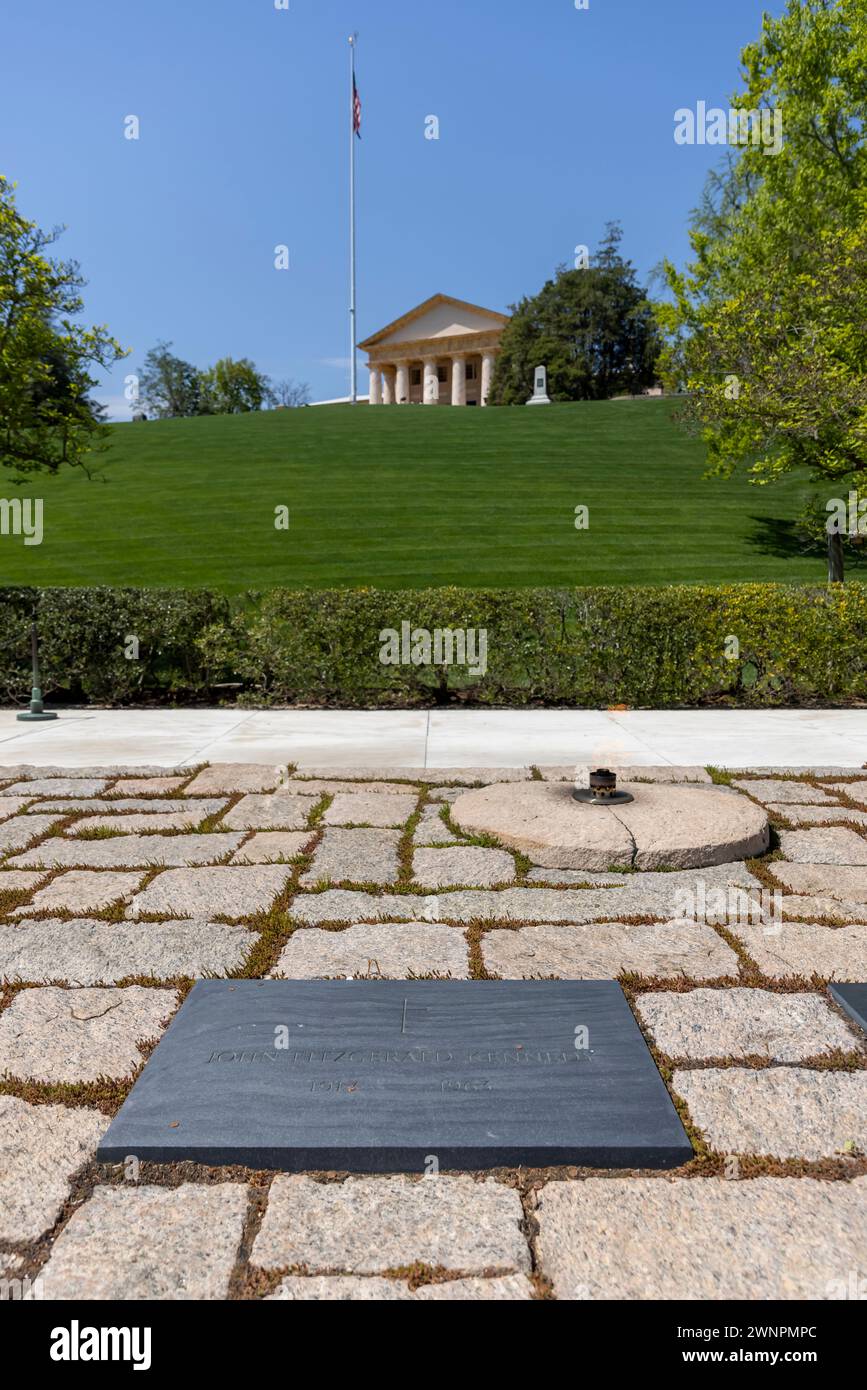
1, 399, 826, 591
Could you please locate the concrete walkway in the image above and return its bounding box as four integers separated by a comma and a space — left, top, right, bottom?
0, 707, 864, 769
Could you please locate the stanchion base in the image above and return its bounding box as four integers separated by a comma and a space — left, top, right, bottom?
17, 711, 58, 722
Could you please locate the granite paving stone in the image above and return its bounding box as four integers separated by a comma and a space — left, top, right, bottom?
69, 812, 217, 834
0, 918, 254, 985
32, 798, 226, 815
0, 1096, 106, 1242
0, 816, 61, 858
110, 776, 189, 794
252, 1175, 530, 1274
635, 987, 859, 1061
220, 794, 318, 831
292, 766, 531, 784
731, 779, 837, 804
428, 788, 466, 803
268, 1274, 533, 1301
779, 827, 867, 865
322, 792, 417, 827
291, 891, 420, 925
827, 781, 867, 803
9, 832, 244, 869
413, 806, 458, 845
10, 870, 143, 916
778, 895, 867, 923
0, 765, 187, 780
767, 804, 867, 827
538, 765, 712, 783
673, 1068, 867, 1160
729, 920, 867, 979
0, 985, 178, 1082
526, 868, 635, 885
772, 863, 867, 901
534, 1177, 867, 1300
0, 778, 109, 797
482, 921, 738, 981
229, 831, 314, 864
300, 829, 402, 887
0, 870, 47, 893
271, 922, 469, 979
412, 846, 516, 888
127, 865, 292, 920
35, 1184, 249, 1300
184, 763, 288, 794
0, 798, 35, 821
286, 780, 418, 796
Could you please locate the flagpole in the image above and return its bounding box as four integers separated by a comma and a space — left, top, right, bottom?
349, 33, 358, 404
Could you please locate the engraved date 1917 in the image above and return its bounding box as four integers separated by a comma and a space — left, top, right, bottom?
310, 1080, 359, 1094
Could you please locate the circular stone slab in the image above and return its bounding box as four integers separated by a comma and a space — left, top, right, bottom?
451, 782, 769, 871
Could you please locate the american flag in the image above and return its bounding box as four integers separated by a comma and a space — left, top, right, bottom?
353, 78, 362, 138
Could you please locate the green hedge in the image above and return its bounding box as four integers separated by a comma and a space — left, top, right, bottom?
1, 584, 865, 708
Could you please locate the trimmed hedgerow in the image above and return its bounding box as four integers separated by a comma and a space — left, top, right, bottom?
0, 583, 864, 709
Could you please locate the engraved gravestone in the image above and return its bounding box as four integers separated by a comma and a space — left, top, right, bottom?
829, 983, 867, 1036
97, 980, 692, 1171
526, 364, 552, 405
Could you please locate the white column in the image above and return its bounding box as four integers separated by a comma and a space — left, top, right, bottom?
481, 352, 496, 406
368, 367, 382, 405
382, 367, 396, 405
451, 355, 467, 406
423, 357, 439, 405
395, 361, 410, 405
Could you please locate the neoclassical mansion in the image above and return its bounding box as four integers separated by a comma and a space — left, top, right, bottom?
359, 294, 509, 406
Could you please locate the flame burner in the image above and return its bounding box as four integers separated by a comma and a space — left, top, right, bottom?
572, 768, 635, 806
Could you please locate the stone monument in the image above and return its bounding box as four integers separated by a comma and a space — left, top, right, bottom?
526, 365, 552, 405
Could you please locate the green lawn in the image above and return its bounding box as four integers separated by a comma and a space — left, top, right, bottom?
3, 399, 826, 590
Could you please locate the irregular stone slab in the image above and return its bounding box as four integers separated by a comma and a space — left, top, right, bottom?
97, 979, 691, 1170
483, 922, 738, 981
0, 778, 109, 797
428, 788, 466, 803
729, 766, 861, 778
10, 870, 143, 916
269, 1274, 533, 1301
731, 779, 836, 804
287, 780, 418, 796
185, 763, 287, 794
827, 781, 867, 803
0, 1096, 106, 1242
730, 921, 867, 980
0, 797, 34, 821
829, 983, 867, 1036
778, 895, 867, 923
9, 832, 244, 869
635, 988, 858, 1061
451, 782, 768, 871
767, 804, 867, 827
412, 847, 516, 889
0, 765, 186, 780
0, 870, 47, 893
36, 1184, 248, 1300
33, 797, 225, 815
230, 831, 314, 864
110, 776, 189, 794
526, 868, 634, 886
538, 766, 712, 784
323, 792, 417, 827
127, 865, 292, 920
252, 1175, 529, 1273
772, 862, 867, 902
291, 890, 419, 925
271, 923, 469, 979
221, 793, 317, 831
413, 806, 458, 845
300, 829, 401, 887
0, 919, 254, 985
0, 986, 177, 1082
673, 1068, 867, 1160
70, 811, 221, 833
293, 766, 531, 784
0, 815, 61, 858
779, 828, 867, 866
535, 1177, 867, 1300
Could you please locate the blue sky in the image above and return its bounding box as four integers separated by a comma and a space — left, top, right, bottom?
3, 0, 784, 415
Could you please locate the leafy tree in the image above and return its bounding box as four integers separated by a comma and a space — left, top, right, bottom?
138, 341, 202, 418
270, 377, 310, 408
198, 356, 270, 414
489, 224, 660, 405
659, 0, 867, 579
0, 176, 125, 479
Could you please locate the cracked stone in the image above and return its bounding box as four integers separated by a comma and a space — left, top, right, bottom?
127, 865, 292, 920
271, 922, 469, 979
673, 1068, 867, 1160
35, 1184, 248, 1300
0, 1096, 106, 1242
482, 921, 738, 981
300, 829, 402, 887
0, 918, 254, 985
0, 986, 178, 1082
634, 987, 859, 1061
412, 846, 516, 888
251, 1175, 529, 1274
